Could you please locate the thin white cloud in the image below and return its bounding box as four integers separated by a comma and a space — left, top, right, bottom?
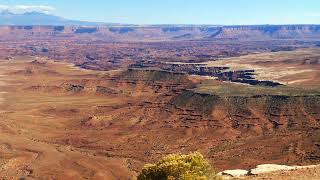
0, 5, 55, 14
306, 13, 320, 17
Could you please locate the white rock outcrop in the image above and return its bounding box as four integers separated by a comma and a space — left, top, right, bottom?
249, 164, 320, 175
217, 169, 248, 177
218, 163, 320, 178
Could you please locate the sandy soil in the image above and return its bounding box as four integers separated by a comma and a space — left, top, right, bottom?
0, 71, 7, 104
204, 48, 320, 88
0, 59, 136, 180
0, 57, 319, 179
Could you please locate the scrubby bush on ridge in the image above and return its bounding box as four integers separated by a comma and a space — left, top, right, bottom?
137, 152, 222, 180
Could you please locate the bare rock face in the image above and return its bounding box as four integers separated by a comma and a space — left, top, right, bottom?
170, 90, 320, 132
217, 169, 249, 178
249, 164, 299, 175
218, 164, 320, 178
0, 25, 320, 41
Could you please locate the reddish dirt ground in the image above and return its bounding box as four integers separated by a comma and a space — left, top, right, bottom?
0, 55, 319, 179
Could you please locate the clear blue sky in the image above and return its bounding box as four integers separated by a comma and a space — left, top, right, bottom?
0, 0, 319, 24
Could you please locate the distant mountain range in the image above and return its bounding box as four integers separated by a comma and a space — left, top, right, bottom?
0, 10, 106, 26
1, 24, 319, 42
0, 10, 320, 41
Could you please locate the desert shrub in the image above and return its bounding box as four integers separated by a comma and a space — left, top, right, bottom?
137, 152, 221, 180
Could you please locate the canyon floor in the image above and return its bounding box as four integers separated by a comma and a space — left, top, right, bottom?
0, 48, 319, 179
